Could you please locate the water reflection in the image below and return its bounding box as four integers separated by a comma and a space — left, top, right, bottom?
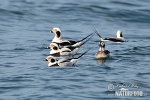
96, 58, 107, 64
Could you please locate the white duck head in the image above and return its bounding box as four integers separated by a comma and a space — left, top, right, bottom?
44, 56, 58, 66
50, 27, 61, 42
116, 30, 123, 38
99, 41, 105, 51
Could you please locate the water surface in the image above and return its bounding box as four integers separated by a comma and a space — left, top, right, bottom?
0, 0, 150, 99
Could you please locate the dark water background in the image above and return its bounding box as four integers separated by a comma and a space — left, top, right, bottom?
0, 0, 150, 99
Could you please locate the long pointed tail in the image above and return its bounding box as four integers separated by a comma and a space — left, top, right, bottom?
77, 32, 94, 43
71, 49, 90, 66
73, 33, 94, 47
93, 29, 104, 41
76, 49, 90, 59
75, 33, 94, 47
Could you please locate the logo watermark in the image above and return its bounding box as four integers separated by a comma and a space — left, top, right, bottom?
108, 83, 148, 97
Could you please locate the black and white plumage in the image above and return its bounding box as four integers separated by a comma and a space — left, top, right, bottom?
50, 27, 94, 48
49, 43, 78, 56
44, 50, 89, 67
50, 27, 62, 43
49, 35, 93, 56
95, 41, 110, 59
94, 29, 125, 42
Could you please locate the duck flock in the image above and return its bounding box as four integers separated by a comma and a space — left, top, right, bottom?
44, 27, 125, 67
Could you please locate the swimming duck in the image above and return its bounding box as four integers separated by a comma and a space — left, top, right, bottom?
95, 41, 110, 59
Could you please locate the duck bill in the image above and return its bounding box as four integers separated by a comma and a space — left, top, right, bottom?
50, 30, 53, 33
43, 59, 48, 61
47, 46, 50, 49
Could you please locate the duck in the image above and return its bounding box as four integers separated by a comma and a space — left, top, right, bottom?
94, 29, 125, 42
50, 27, 94, 48
49, 43, 78, 56
95, 41, 110, 59
44, 50, 89, 67
48, 35, 93, 56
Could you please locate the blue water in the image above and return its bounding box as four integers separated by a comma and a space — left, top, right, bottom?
0, 0, 150, 99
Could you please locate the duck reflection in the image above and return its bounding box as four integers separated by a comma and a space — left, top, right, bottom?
96, 58, 107, 64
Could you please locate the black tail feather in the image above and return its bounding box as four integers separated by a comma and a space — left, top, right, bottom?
93, 29, 103, 39
77, 33, 94, 47
71, 49, 90, 66
77, 32, 94, 43
76, 49, 90, 59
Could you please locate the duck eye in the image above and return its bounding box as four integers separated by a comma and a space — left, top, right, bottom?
51, 59, 55, 63
101, 42, 104, 45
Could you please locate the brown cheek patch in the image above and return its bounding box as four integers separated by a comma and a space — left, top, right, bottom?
56, 31, 61, 38
51, 59, 55, 63
53, 46, 58, 50
120, 33, 123, 37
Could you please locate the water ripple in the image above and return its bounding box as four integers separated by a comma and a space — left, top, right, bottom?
0, 0, 150, 99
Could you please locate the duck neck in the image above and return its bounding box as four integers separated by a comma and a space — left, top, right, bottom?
99, 47, 104, 51
117, 32, 123, 38
52, 31, 61, 42
52, 35, 61, 42
48, 61, 58, 66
